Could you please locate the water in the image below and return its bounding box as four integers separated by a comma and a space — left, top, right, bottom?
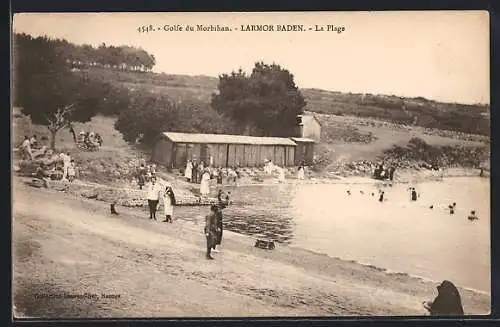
177, 177, 490, 293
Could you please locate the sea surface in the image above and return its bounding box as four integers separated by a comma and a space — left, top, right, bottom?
178, 177, 491, 293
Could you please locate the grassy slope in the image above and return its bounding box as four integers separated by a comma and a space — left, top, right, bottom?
81, 67, 490, 135
13, 68, 489, 176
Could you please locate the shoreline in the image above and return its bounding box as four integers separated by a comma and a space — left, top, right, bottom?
12, 178, 490, 317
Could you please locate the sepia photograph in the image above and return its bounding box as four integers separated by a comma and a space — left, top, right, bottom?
11, 11, 490, 318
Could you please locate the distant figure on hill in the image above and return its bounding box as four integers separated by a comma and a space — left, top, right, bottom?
467, 210, 478, 221
479, 168, 484, 177
67, 159, 77, 182
389, 166, 396, 181
19, 136, 33, 160
137, 164, 146, 190
423, 280, 464, 316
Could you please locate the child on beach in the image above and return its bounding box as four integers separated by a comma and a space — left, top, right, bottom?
67, 160, 77, 182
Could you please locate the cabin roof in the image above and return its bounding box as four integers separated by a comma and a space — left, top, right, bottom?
160, 132, 297, 146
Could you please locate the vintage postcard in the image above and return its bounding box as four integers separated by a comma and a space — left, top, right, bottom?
11, 11, 490, 318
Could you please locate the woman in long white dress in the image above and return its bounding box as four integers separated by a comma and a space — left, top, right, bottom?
200, 169, 211, 197
162, 185, 176, 223
297, 166, 305, 180
278, 167, 286, 183
184, 159, 193, 182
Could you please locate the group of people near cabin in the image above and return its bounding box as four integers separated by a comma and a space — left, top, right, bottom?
77, 130, 103, 151
184, 159, 240, 195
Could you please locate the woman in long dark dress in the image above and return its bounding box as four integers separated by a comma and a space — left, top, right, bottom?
204, 205, 218, 260
423, 280, 464, 316
213, 190, 229, 250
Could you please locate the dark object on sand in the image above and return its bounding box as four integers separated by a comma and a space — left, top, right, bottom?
429, 205, 434, 209
379, 191, 384, 202
423, 280, 464, 316
255, 239, 275, 250
346, 190, 351, 196
110, 203, 119, 215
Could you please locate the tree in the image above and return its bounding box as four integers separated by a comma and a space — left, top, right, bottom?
211, 62, 307, 137
115, 93, 236, 145
13, 33, 110, 148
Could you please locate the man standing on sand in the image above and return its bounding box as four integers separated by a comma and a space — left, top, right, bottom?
146, 177, 161, 220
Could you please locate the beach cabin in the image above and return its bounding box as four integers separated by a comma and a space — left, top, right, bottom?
291, 138, 315, 165
152, 132, 297, 169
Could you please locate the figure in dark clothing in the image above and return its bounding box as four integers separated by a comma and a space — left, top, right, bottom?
110, 202, 119, 215
379, 191, 385, 202
216, 167, 224, 185
192, 160, 199, 183
423, 280, 464, 316
204, 205, 218, 260
137, 164, 146, 190
389, 166, 396, 181
411, 188, 418, 201
213, 190, 230, 250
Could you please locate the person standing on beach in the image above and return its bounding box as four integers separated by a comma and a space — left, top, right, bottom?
146, 177, 161, 220
379, 191, 385, 202
297, 165, 305, 180
423, 280, 464, 316
192, 159, 199, 184
162, 185, 176, 223
200, 168, 211, 197
204, 204, 218, 260
213, 190, 230, 252
411, 188, 418, 201
184, 159, 193, 182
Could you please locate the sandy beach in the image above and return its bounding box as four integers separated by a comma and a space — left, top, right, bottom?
12, 177, 490, 318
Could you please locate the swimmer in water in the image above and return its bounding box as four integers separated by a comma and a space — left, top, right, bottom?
468, 210, 478, 221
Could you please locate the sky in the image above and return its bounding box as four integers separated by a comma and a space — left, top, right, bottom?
12, 11, 490, 105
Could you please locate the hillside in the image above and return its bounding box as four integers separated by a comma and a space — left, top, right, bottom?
78, 67, 490, 136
